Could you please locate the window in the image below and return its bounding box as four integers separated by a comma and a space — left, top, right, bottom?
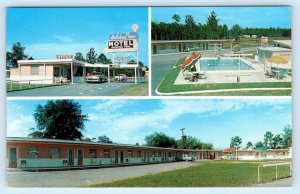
158, 152, 161, 157
248, 152, 253, 156
160, 44, 166, 50
89, 149, 97, 158
168, 152, 171, 157
171, 44, 176, 49
137, 150, 141, 158
30, 65, 39, 75
127, 150, 133, 158
27, 147, 38, 159
51, 148, 60, 159
151, 151, 155, 157
103, 149, 110, 158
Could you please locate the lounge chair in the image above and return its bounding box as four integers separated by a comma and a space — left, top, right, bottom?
277, 69, 288, 79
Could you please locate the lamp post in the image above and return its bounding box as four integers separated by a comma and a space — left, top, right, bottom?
180, 128, 186, 149
235, 145, 238, 160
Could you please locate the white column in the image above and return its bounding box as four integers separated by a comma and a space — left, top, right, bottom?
134, 67, 137, 84
108, 66, 110, 83
83, 67, 86, 82
71, 62, 73, 84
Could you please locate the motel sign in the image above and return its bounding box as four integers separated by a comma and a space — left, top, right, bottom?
108, 40, 134, 49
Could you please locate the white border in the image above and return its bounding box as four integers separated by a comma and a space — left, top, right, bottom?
0, 1, 299, 194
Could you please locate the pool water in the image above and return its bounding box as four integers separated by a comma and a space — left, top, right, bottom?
200, 59, 255, 71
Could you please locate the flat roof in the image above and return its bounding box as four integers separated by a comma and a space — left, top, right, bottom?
7, 137, 219, 152
17, 59, 86, 65
273, 40, 292, 48
257, 46, 291, 52
152, 39, 230, 44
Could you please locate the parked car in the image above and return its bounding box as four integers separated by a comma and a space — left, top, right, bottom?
115, 74, 128, 82
178, 154, 196, 161
220, 154, 236, 160
86, 72, 107, 83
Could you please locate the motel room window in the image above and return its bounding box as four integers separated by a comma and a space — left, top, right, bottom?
103, 149, 110, 158
30, 65, 39, 75
160, 44, 166, 50
89, 149, 97, 158
248, 152, 253, 156
127, 150, 133, 158
189, 43, 193, 48
168, 152, 171, 157
137, 150, 141, 158
171, 44, 176, 49
158, 152, 161, 157
27, 147, 38, 159
51, 148, 60, 159
151, 151, 155, 157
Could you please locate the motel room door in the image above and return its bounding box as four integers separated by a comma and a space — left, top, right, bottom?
77, 149, 83, 166
153, 45, 157, 54
179, 44, 182, 52
114, 150, 119, 164
120, 151, 124, 164
68, 149, 74, 165
9, 147, 17, 168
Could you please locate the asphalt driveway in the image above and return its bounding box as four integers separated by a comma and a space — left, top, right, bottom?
7, 162, 197, 187
7, 82, 139, 97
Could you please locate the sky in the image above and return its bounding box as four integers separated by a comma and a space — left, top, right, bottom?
6, 8, 148, 65
7, 99, 291, 149
152, 6, 291, 28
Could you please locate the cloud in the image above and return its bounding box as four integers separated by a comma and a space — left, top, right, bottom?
53, 35, 73, 43
84, 99, 290, 144
7, 114, 35, 137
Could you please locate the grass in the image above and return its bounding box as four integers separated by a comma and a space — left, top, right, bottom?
112, 82, 148, 96
178, 90, 292, 96
87, 161, 291, 187
156, 58, 291, 96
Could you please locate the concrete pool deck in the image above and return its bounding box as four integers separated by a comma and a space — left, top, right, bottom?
174, 58, 292, 85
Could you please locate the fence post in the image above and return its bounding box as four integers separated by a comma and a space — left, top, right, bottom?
275, 165, 278, 180
257, 165, 260, 184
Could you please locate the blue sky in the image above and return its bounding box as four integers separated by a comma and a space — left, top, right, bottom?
152, 6, 291, 28
6, 8, 148, 65
7, 99, 291, 149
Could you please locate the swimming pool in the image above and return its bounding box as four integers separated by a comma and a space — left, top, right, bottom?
200, 58, 255, 71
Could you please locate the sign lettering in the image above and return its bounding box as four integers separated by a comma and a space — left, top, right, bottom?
108, 40, 134, 49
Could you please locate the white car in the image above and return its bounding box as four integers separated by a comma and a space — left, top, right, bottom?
180, 154, 196, 161
115, 74, 128, 82
86, 72, 107, 83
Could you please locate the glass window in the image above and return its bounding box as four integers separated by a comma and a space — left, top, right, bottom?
51, 148, 60, 159
27, 147, 38, 159
30, 65, 39, 75
103, 149, 110, 158
171, 44, 176, 49
168, 152, 171, 157
89, 149, 97, 158
151, 151, 155, 157
160, 44, 166, 50
128, 150, 133, 158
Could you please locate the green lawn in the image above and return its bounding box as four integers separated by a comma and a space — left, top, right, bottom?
156, 58, 291, 96
112, 82, 148, 96
87, 161, 291, 187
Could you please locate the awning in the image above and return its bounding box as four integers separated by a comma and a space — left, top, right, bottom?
267, 56, 288, 64
222, 148, 235, 153
181, 53, 201, 71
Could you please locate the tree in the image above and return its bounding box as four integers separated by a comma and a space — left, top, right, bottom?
282, 125, 292, 148
246, 141, 253, 149
97, 53, 109, 64
98, 135, 113, 143
176, 136, 202, 149
263, 131, 274, 149
86, 48, 97, 64
145, 132, 177, 148
255, 141, 264, 149
6, 42, 31, 67
230, 24, 242, 42
29, 100, 88, 140
272, 134, 283, 149
172, 14, 181, 24
74, 52, 85, 62
206, 11, 219, 39
230, 136, 242, 149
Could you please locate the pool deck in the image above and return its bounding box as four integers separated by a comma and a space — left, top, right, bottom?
175, 57, 292, 85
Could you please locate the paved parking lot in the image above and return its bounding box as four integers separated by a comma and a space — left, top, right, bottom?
7, 162, 197, 187
7, 82, 139, 97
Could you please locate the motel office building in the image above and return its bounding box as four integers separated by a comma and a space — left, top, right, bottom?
7, 137, 291, 169
8, 56, 143, 84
